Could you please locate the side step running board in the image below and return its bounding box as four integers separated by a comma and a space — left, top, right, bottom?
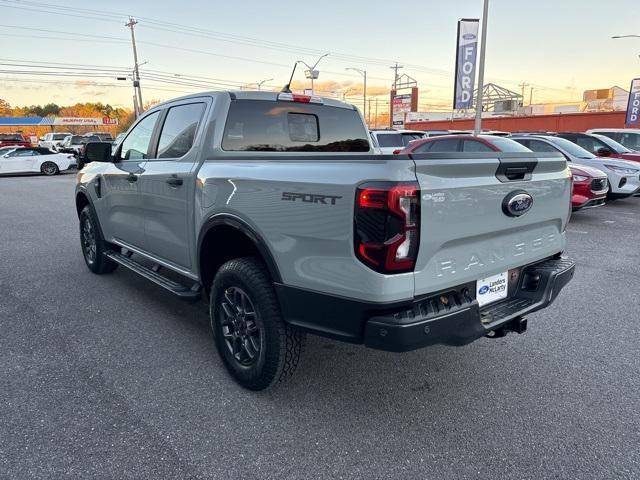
105, 250, 201, 301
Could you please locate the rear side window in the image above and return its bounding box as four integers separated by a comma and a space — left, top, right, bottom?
620, 132, 640, 150
527, 140, 559, 153
222, 100, 369, 152
157, 103, 205, 158
462, 140, 493, 152
487, 137, 532, 152
427, 139, 460, 152
376, 133, 403, 148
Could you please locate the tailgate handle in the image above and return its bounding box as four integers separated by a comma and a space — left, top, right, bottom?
504, 167, 528, 180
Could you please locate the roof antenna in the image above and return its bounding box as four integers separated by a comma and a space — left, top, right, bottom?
281, 61, 299, 93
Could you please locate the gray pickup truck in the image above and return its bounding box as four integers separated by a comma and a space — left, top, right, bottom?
76, 91, 575, 390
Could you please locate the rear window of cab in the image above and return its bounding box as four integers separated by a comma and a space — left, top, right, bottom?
222, 100, 369, 152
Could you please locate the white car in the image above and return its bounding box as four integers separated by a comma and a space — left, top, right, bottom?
0, 147, 75, 176
511, 135, 640, 199
586, 128, 640, 152
38, 132, 72, 151
369, 129, 426, 154
0, 145, 25, 156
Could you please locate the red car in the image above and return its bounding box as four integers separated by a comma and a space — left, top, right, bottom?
398, 134, 532, 154
569, 164, 608, 211
400, 134, 608, 211
555, 132, 640, 163
0, 133, 31, 149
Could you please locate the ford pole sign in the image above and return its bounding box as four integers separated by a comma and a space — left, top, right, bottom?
625, 78, 640, 127
453, 19, 480, 110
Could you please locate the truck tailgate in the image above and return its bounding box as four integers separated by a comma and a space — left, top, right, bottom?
410, 152, 570, 297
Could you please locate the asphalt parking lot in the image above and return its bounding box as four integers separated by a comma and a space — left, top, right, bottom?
1, 173, 639, 480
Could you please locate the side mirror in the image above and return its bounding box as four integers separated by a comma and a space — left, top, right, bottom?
81, 142, 113, 168
596, 147, 611, 157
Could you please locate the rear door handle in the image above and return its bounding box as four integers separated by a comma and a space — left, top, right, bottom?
126, 173, 138, 183
166, 176, 183, 186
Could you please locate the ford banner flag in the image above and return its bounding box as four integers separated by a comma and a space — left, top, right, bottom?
625, 78, 640, 127
453, 19, 480, 110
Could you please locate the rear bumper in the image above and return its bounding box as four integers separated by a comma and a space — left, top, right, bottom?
276, 256, 575, 352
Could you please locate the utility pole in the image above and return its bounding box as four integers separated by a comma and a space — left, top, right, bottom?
519, 82, 529, 105
389, 63, 403, 128
390, 63, 403, 90
367, 98, 372, 127
374, 98, 378, 128
529, 87, 534, 106
473, 0, 489, 135
126, 17, 143, 116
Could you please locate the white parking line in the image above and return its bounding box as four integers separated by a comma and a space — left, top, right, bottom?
567, 229, 589, 234
603, 220, 615, 224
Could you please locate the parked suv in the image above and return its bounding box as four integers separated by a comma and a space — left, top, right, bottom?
556, 132, 640, 162
369, 129, 426, 154
586, 128, 640, 151
511, 135, 640, 199
568, 164, 608, 211
39, 132, 72, 151
76, 91, 575, 390
58, 135, 100, 156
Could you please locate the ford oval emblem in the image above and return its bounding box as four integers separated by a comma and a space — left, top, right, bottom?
463, 33, 476, 40
478, 285, 490, 295
502, 191, 533, 217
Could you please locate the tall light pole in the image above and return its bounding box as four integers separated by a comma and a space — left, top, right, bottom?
298, 53, 329, 94
346, 67, 367, 122
125, 17, 143, 116
256, 78, 273, 91
474, 0, 490, 135
612, 35, 640, 62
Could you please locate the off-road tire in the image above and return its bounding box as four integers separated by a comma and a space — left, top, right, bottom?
79, 205, 118, 274
210, 257, 304, 390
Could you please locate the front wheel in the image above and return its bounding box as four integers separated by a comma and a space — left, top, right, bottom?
210, 257, 304, 390
41, 161, 59, 176
79, 205, 118, 274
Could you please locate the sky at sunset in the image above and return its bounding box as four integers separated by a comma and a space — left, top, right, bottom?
1, 0, 639, 112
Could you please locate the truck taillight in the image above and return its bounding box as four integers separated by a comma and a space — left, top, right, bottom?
354, 182, 420, 274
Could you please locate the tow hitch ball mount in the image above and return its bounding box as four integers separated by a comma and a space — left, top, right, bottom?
485, 316, 528, 339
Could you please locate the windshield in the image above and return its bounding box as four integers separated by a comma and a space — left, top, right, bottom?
0, 134, 24, 141
592, 134, 632, 153
52, 134, 68, 141
550, 137, 595, 159
488, 137, 532, 152
70, 136, 85, 144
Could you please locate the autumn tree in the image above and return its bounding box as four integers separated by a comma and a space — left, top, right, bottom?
0, 99, 11, 116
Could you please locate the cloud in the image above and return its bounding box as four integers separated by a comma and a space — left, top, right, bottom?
75, 80, 98, 88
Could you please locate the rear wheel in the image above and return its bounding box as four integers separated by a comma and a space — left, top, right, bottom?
41, 161, 59, 176
210, 257, 304, 390
79, 205, 118, 274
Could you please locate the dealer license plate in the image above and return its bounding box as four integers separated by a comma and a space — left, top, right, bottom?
476, 271, 508, 307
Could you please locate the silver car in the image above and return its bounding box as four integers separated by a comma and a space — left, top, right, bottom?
511, 135, 640, 199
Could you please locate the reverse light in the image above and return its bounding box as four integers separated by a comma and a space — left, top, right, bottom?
354, 182, 420, 273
